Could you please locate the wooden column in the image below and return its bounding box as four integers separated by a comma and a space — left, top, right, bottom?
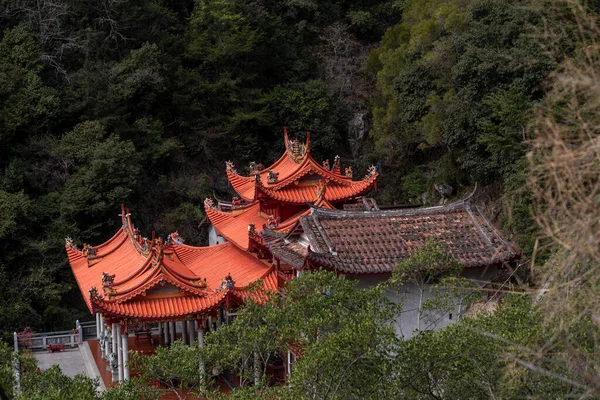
158, 322, 163, 345
164, 322, 170, 346
187, 320, 194, 346
169, 321, 176, 344
182, 320, 188, 345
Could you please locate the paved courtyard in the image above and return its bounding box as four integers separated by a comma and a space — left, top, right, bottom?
34, 342, 105, 391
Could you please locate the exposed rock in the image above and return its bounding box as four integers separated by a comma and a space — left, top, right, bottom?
348, 112, 368, 157
434, 182, 454, 198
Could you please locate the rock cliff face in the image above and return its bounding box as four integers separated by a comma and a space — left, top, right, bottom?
348, 112, 368, 158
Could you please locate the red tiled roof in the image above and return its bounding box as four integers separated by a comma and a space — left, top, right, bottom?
92, 292, 228, 320
256, 175, 377, 204
225, 131, 377, 204
92, 265, 279, 320
171, 241, 272, 287
267, 198, 520, 273
203, 201, 268, 250
205, 182, 337, 250
66, 209, 274, 320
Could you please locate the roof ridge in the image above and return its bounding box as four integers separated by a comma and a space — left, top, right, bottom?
307, 196, 471, 218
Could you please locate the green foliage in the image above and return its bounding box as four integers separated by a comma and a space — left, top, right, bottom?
186, 1, 261, 69
400, 169, 430, 204
0, 25, 59, 150
0, 0, 595, 396
0, 0, 405, 338
58, 121, 141, 239
18, 365, 99, 400
0, 341, 15, 399
0, 191, 31, 239
202, 271, 398, 398
369, 0, 559, 203
393, 239, 461, 286
100, 378, 160, 400
127, 341, 200, 399
501, 158, 540, 258
263, 80, 345, 160
393, 239, 466, 332
391, 295, 582, 399
0, 342, 100, 400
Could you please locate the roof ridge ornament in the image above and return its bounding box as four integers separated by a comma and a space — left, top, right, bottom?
82, 243, 97, 258
365, 164, 378, 178
332, 155, 341, 173
204, 198, 216, 210
65, 236, 79, 251
89, 286, 104, 301
315, 180, 327, 200
102, 272, 116, 298
225, 160, 237, 174
218, 273, 236, 291
267, 169, 279, 183
167, 231, 184, 245
249, 161, 263, 175
285, 129, 309, 163
151, 237, 164, 267
266, 214, 279, 229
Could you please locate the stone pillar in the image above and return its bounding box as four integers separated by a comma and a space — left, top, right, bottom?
287, 351, 292, 379
76, 320, 83, 345
117, 325, 124, 382
96, 313, 101, 340
208, 316, 213, 332
164, 322, 170, 346
169, 321, 176, 344
182, 320, 188, 345
13, 332, 20, 395
111, 323, 119, 382
198, 321, 205, 388
122, 330, 130, 381
216, 310, 222, 329
187, 320, 194, 346
104, 325, 111, 360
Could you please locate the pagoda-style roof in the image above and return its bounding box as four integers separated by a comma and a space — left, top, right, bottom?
265, 197, 520, 274
204, 183, 336, 251
66, 207, 276, 321
225, 129, 378, 204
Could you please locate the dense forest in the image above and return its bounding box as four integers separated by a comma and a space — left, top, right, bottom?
0, 0, 562, 338
1, 0, 599, 397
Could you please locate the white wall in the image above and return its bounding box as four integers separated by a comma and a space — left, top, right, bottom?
348, 266, 497, 340
208, 224, 226, 246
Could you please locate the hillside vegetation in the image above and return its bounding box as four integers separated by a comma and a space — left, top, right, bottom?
0, 0, 599, 397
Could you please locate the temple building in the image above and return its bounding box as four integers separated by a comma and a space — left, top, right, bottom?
66, 129, 519, 384
262, 197, 520, 337
66, 207, 277, 383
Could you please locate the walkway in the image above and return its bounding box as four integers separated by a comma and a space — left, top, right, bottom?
34, 342, 106, 391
